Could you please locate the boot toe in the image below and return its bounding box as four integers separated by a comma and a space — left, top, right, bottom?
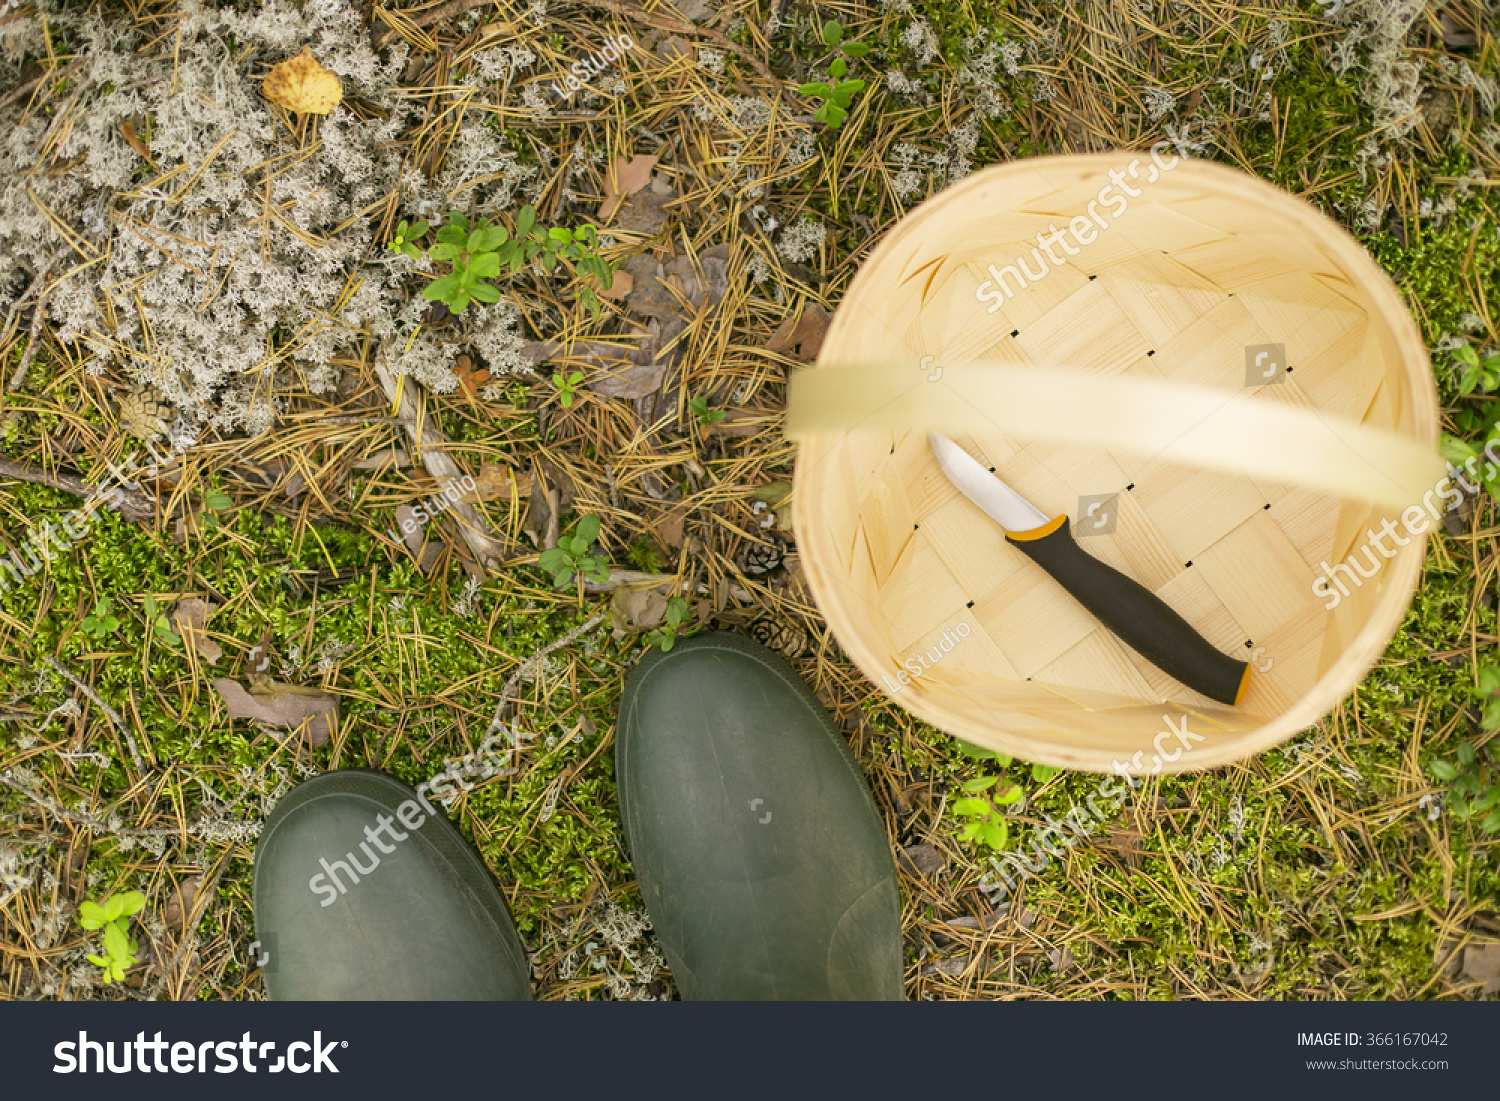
252, 770, 530, 1000
618, 633, 903, 1000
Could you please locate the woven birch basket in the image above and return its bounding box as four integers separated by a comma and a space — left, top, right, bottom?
787, 154, 1444, 774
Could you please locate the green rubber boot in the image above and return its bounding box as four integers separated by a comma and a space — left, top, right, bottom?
617, 632, 904, 1000
252, 769, 531, 1000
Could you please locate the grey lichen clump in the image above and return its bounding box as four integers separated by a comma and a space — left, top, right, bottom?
0, 0, 541, 437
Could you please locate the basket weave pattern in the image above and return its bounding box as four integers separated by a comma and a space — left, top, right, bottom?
794, 156, 1439, 772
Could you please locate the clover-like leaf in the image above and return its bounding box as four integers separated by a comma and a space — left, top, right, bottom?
575, 515, 601, 543
799, 82, 832, 97
516, 206, 536, 236
471, 281, 500, 304
830, 57, 848, 78
78, 901, 108, 930
425, 274, 461, 302
103, 922, 130, 962
980, 819, 1009, 850
470, 252, 501, 278
993, 784, 1024, 806
822, 20, 842, 46
952, 797, 991, 818
961, 776, 997, 793
841, 42, 871, 58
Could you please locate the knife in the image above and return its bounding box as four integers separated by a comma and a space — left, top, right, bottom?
929, 432, 1251, 707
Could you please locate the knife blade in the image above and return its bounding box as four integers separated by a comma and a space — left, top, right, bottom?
929, 432, 1251, 707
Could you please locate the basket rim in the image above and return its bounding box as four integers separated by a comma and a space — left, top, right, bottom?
791, 153, 1439, 773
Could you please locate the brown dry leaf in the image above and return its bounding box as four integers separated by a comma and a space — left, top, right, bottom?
1461, 943, 1500, 994
609, 584, 673, 634
614, 179, 676, 234
653, 504, 688, 548
163, 876, 201, 933
577, 329, 669, 400
172, 598, 222, 665
120, 120, 153, 165
212, 677, 338, 746
454, 354, 490, 398
601, 154, 660, 219
592, 269, 632, 300
707, 408, 763, 437
262, 46, 343, 115
766, 304, 831, 363
470, 460, 528, 503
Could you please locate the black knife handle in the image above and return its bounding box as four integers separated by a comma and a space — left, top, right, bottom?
1005, 517, 1251, 706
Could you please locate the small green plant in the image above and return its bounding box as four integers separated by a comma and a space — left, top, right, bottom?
798, 21, 870, 129
553, 370, 584, 408
1448, 342, 1500, 441
78, 891, 146, 984
688, 396, 726, 426
949, 744, 1065, 850
422, 212, 508, 313
537, 515, 611, 588
645, 596, 695, 652
81, 597, 121, 640
1454, 341, 1500, 397
142, 593, 183, 650
386, 218, 429, 261
950, 742, 1023, 850
419, 207, 614, 319
1429, 667, 1500, 833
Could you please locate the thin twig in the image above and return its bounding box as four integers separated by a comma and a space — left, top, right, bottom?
0, 455, 160, 524
485, 611, 607, 733
6, 297, 47, 392
374, 344, 510, 572
42, 656, 146, 774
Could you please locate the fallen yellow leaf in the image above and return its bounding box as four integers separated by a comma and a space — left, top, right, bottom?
262, 46, 343, 115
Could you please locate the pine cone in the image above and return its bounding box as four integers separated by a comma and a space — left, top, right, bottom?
740, 539, 785, 577
118, 383, 173, 441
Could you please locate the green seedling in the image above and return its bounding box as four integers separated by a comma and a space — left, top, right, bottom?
537, 515, 611, 589
1439, 433, 1500, 502
950, 741, 1022, 850
81, 598, 121, 640
1454, 342, 1500, 396
553, 370, 585, 408
798, 21, 870, 130
1429, 666, 1500, 833
688, 396, 726, 426
386, 218, 429, 261
419, 207, 614, 318
79, 891, 146, 984
949, 743, 1064, 850
142, 593, 183, 650
1448, 342, 1500, 438
423, 212, 508, 313
645, 596, 695, 652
